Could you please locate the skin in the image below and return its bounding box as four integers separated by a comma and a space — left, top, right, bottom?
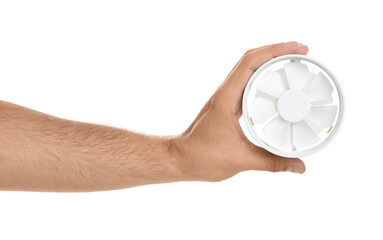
0, 42, 308, 192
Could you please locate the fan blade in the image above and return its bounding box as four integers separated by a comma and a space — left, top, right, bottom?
284, 62, 315, 90
305, 72, 333, 102
293, 121, 321, 148
250, 97, 277, 124
264, 117, 289, 148
306, 105, 337, 129
304, 117, 323, 135
256, 70, 288, 97
310, 96, 333, 106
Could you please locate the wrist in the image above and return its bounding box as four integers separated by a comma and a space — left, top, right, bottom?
166, 135, 197, 181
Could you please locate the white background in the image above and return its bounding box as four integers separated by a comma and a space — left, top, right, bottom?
0, 1, 382, 239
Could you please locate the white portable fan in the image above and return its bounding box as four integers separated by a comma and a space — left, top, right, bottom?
242, 54, 344, 158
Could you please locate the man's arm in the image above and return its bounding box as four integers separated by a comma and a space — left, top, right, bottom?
0, 100, 185, 191
0, 42, 307, 192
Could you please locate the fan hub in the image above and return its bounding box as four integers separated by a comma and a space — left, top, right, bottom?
277, 90, 310, 123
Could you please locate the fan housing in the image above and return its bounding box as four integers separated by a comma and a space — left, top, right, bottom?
242, 54, 344, 158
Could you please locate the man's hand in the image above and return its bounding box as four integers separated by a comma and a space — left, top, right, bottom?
171, 42, 308, 182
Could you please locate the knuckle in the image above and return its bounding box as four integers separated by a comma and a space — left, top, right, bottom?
242, 48, 259, 61
240, 54, 252, 67
244, 49, 254, 56
209, 90, 227, 110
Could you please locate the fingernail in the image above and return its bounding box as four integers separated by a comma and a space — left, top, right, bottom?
287, 164, 304, 174
297, 42, 307, 48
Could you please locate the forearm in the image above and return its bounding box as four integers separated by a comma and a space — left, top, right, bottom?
0, 100, 185, 192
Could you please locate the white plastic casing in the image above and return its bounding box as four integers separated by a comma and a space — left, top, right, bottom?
241, 54, 344, 158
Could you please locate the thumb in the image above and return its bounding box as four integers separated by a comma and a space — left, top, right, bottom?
254, 148, 306, 174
